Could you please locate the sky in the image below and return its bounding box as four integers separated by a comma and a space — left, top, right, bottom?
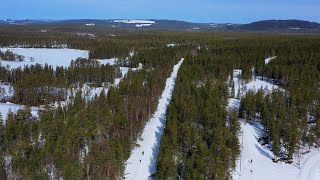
0, 0, 319, 23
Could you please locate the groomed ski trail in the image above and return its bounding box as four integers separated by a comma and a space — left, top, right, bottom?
124, 58, 184, 180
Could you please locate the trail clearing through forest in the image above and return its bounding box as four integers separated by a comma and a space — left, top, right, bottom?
124, 58, 184, 180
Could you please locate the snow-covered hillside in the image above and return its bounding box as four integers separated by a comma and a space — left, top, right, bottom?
135, 24, 153, 27
113, 20, 155, 24
113, 20, 155, 28
0, 48, 89, 69
124, 58, 184, 180
230, 65, 320, 180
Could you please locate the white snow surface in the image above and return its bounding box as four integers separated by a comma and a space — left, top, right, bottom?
166, 43, 179, 47
0, 102, 39, 124
113, 20, 155, 24
0, 48, 89, 69
0, 83, 14, 100
230, 68, 320, 180
233, 117, 320, 180
124, 58, 184, 180
97, 58, 118, 65
135, 24, 152, 27
232, 69, 278, 98
265, 56, 277, 64
76, 33, 95, 38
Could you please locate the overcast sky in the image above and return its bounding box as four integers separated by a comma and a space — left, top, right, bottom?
1, 0, 319, 23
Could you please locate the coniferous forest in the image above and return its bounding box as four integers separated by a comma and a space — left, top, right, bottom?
0, 28, 320, 179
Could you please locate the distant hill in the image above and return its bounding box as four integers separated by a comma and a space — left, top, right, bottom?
239, 20, 320, 31
0, 19, 319, 32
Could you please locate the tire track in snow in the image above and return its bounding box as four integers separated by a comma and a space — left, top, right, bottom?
298, 152, 320, 180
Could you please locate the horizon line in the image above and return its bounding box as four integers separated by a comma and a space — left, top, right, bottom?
1, 18, 320, 24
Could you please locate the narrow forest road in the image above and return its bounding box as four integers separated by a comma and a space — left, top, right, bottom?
124, 58, 184, 180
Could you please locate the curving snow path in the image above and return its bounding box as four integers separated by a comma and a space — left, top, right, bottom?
299, 151, 320, 180
124, 58, 184, 180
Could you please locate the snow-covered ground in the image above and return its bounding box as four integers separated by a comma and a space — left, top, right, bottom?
265, 56, 277, 64
135, 24, 153, 27
124, 58, 184, 180
0, 102, 39, 123
97, 58, 119, 65
54, 60, 142, 106
113, 20, 155, 24
76, 33, 95, 38
166, 43, 179, 47
0, 83, 14, 100
233, 118, 320, 180
230, 64, 320, 180
0, 48, 89, 69
232, 69, 279, 97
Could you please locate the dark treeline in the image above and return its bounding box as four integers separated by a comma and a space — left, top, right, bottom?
0, 50, 25, 61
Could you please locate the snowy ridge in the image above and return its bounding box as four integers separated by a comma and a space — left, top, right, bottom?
124, 58, 184, 180
113, 20, 155, 24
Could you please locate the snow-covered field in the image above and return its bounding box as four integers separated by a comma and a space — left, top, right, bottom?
135, 24, 153, 27
113, 20, 155, 24
0, 83, 14, 100
0, 48, 89, 69
0, 102, 39, 123
230, 63, 320, 180
124, 58, 184, 180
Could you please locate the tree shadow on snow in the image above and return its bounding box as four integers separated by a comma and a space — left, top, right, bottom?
148, 113, 166, 179
255, 144, 274, 160
251, 122, 274, 160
